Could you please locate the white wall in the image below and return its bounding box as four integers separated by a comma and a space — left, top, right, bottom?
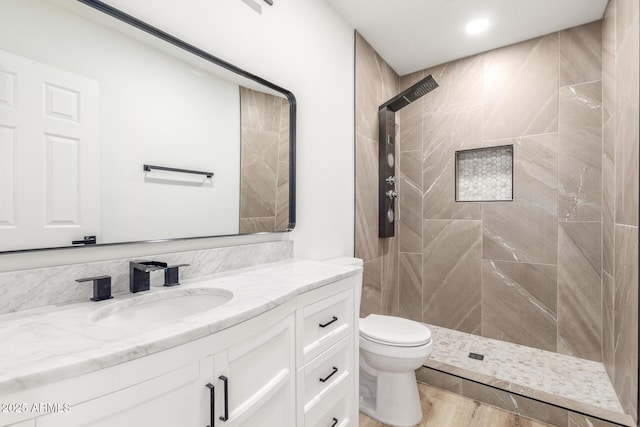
0, 0, 355, 270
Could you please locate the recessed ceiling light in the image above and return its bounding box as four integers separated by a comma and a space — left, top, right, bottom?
465, 18, 490, 35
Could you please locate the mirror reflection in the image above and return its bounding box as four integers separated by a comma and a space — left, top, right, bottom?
0, 0, 295, 252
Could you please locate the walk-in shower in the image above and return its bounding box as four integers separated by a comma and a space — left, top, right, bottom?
378, 75, 438, 237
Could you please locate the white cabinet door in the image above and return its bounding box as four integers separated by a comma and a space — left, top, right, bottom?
36, 360, 211, 427
214, 314, 295, 427
0, 49, 99, 251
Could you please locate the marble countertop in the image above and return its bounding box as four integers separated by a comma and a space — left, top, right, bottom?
0, 259, 361, 395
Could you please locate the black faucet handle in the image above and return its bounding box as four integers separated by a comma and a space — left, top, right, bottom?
76, 275, 113, 302
164, 264, 190, 287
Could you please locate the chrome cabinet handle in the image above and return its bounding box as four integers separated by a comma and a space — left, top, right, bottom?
219, 375, 229, 422
205, 383, 214, 427
319, 367, 338, 383
319, 316, 338, 328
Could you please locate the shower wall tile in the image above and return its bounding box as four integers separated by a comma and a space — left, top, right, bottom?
558, 82, 603, 222
558, 222, 602, 362
482, 260, 557, 352
483, 134, 558, 265
616, 0, 639, 53
360, 257, 382, 318
603, 0, 616, 124
276, 98, 290, 231
567, 413, 620, 427
240, 127, 278, 218
559, 21, 602, 86
240, 87, 280, 132
355, 33, 384, 141
355, 134, 381, 261
398, 252, 423, 322
399, 150, 423, 253
613, 225, 638, 420
603, 117, 616, 276
483, 34, 558, 140
615, 15, 639, 227
603, 272, 615, 381
423, 220, 481, 334
459, 379, 569, 427
239, 217, 275, 233
399, 70, 425, 154
422, 106, 483, 220
382, 236, 399, 315
422, 54, 484, 114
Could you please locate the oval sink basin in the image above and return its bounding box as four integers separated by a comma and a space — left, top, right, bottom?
90, 288, 233, 325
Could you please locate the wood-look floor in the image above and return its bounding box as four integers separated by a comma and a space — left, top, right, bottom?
358, 383, 552, 427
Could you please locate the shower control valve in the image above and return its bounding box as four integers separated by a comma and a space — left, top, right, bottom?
386, 190, 398, 200
385, 176, 396, 186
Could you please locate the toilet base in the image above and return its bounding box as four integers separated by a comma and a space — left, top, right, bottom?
359, 369, 422, 427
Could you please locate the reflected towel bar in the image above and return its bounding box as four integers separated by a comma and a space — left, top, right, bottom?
143, 164, 213, 178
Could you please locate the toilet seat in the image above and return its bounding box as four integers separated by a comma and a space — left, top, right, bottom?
360, 314, 431, 347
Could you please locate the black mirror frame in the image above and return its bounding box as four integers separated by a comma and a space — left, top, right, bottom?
1, 0, 296, 254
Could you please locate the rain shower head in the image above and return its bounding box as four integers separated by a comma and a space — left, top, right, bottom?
380, 74, 439, 112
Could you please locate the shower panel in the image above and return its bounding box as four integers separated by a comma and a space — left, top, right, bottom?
378, 75, 438, 238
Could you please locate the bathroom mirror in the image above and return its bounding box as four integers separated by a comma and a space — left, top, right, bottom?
0, 0, 296, 252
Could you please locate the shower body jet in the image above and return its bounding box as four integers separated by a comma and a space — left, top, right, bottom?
378, 75, 438, 238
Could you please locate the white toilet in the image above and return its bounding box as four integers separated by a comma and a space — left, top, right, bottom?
359, 314, 433, 427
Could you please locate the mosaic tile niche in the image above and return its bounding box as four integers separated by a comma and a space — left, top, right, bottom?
455, 145, 513, 201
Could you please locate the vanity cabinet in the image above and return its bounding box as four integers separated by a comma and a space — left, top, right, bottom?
0, 274, 360, 427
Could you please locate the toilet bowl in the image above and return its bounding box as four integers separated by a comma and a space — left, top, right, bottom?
359, 314, 433, 427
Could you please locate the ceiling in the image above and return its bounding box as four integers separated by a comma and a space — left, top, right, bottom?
325, 0, 609, 76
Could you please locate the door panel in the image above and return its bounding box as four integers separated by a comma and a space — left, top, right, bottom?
0, 49, 99, 250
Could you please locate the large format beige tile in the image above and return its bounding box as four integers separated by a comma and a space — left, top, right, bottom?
399, 70, 425, 153
603, 1, 616, 124
603, 272, 615, 382
482, 260, 557, 352
483, 34, 558, 140
240, 87, 281, 132
399, 252, 423, 321
483, 134, 558, 264
616, 0, 639, 53
275, 98, 290, 230
614, 16, 639, 227
422, 106, 483, 220
422, 54, 484, 115
603, 117, 616, 276
240, 127, 278, 218
239, 217, 275, 234
355, 134, 381, 261
423, 220, 481, 334
613, 225, 639, 420
558, 222, 602, 362
355, 32, 384, 141
559, 21, 602, 86
460, 380, 569, 427
568, 413, 621, 427
558, 82, 603, 222
382, 236, 399, 315
399, 151, 423, 253
360, 257, 382, 318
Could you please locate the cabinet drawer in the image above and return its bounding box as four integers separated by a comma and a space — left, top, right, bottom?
297, 335, 353, 415
305, 380, 353, 427
298, 289, 353, 366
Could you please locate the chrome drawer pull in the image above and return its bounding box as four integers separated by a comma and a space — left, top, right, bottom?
319, 316, 338, 328
319, 367, 338, 383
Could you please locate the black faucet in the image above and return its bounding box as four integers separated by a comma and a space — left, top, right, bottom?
129, 261, 167, 293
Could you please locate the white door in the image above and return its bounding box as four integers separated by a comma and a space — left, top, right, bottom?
0, 50, 99, 251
